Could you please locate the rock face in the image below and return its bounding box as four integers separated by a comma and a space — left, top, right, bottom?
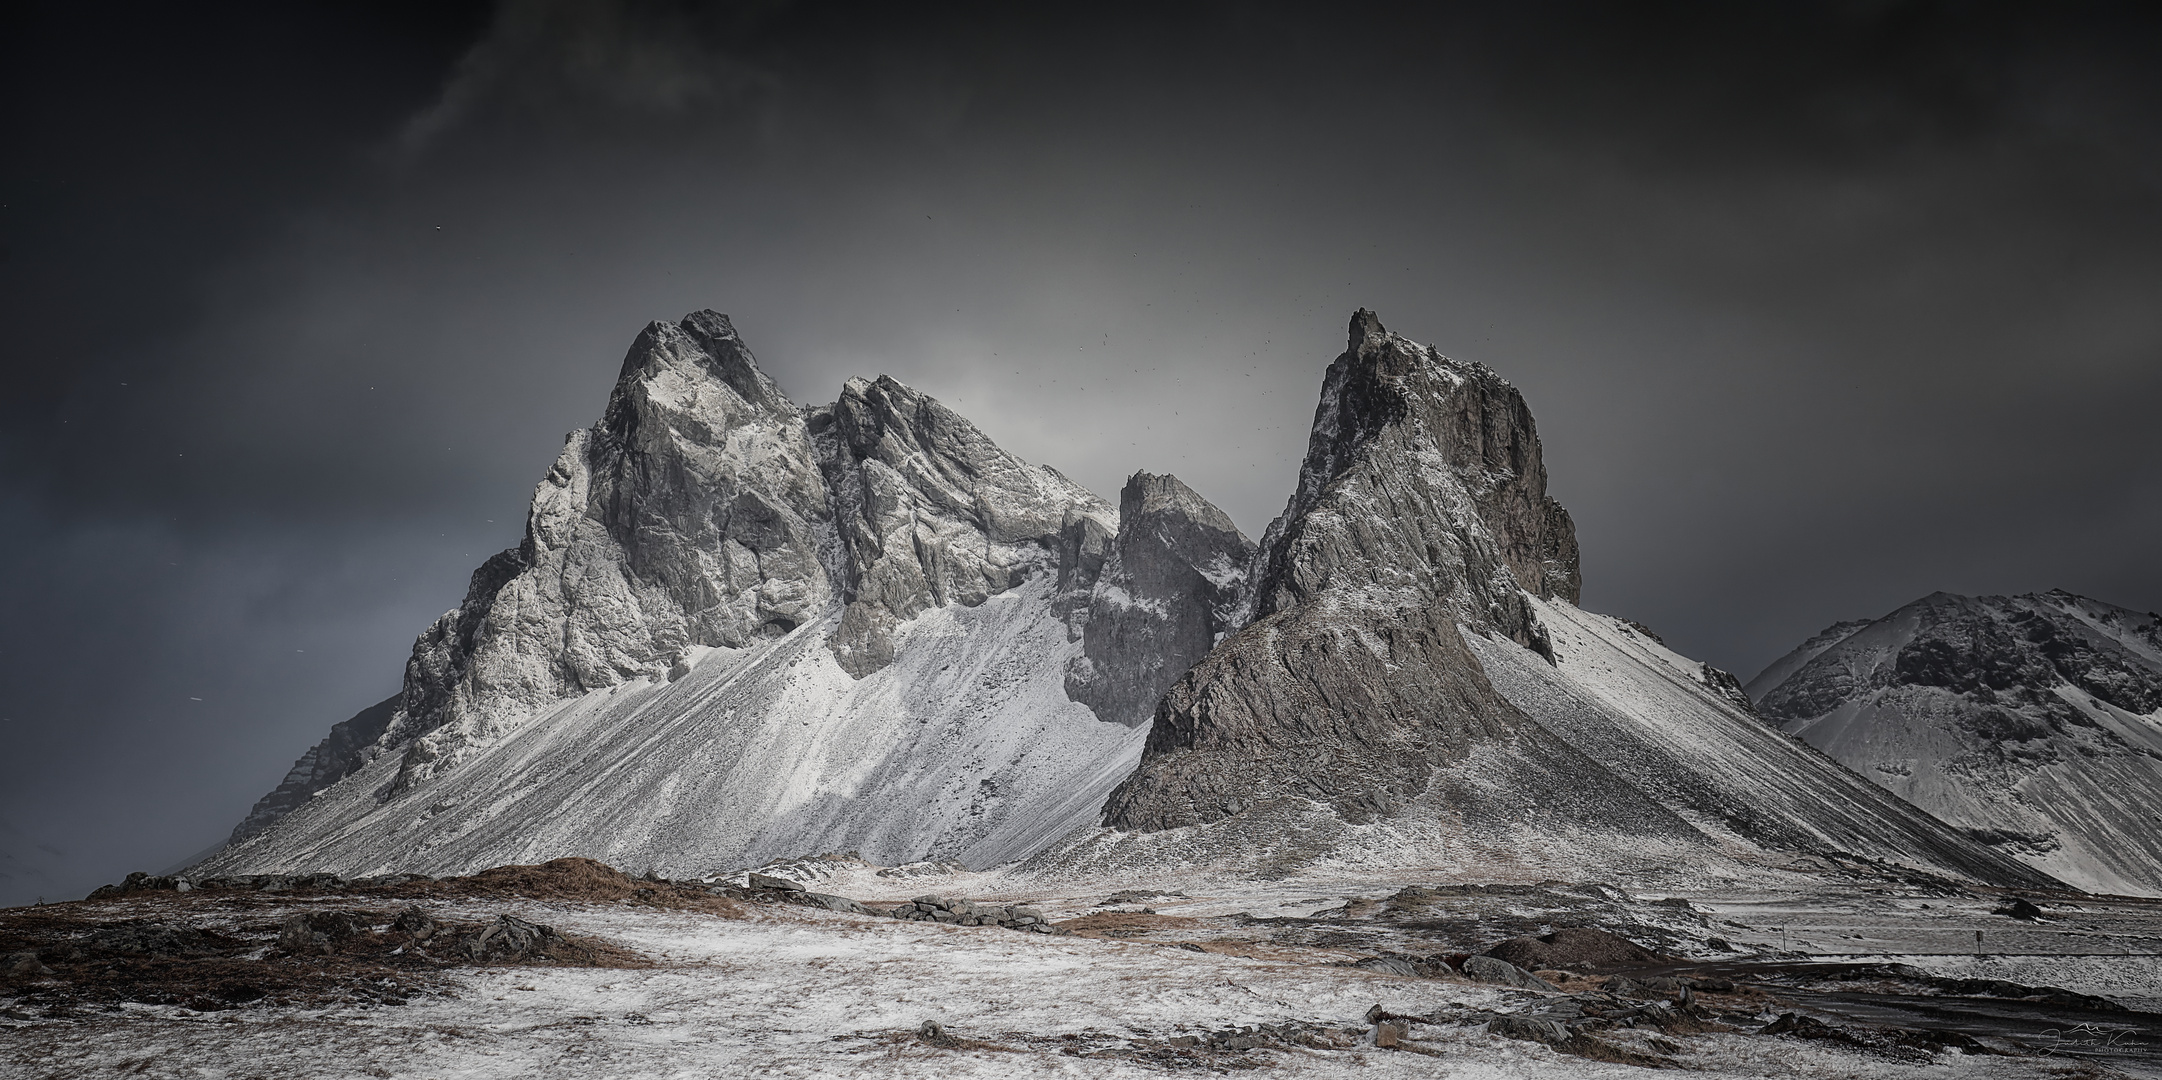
204, 311, 1239, 878
1066, 472, 1254, 728
374, 313, 1133, 791
389, 312, 840, 791
815, 374, 1116, 677
227, 695, 398, 844
1750, 591, 2162, 896
1075, 312, 2055, 891
1100, 311, 1608, 830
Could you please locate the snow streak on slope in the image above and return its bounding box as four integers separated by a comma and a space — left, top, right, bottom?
199, 577, 1146, 879
1753, 591, 2162, 897
1462, 600, 2057, 888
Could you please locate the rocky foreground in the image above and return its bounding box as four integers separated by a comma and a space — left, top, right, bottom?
7, 859, 2160, 1078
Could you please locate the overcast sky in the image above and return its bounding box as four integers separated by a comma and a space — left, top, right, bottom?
3, 0, 2158, 907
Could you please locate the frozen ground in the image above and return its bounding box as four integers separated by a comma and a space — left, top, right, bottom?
8, 864, 2159, 1079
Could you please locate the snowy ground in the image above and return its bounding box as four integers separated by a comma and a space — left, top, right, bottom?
9, 867, 2160, 1079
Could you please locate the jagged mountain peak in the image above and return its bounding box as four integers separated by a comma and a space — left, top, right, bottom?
1078, 313, 2049, 892
1254, 309, 1578, 643
206, 311, 1207, 876
816, 370, 1114, 677
607, 311, 796, 429
1064, 470, 1253, 730
1121, 472, 1240, 538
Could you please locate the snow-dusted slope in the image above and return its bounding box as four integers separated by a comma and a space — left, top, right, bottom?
1751, 591, 2162, 896
1465, 600, 2053, 882
203, 579, 1147, 877
204, 312, 1240, 877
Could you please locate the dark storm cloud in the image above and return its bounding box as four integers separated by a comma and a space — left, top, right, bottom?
2, 1, 2157, 905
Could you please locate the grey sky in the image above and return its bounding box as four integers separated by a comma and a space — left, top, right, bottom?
3, 1, 2158, 906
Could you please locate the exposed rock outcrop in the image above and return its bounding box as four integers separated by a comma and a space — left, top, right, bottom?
227, 695, 398, 844
1066, 472, 1253, 728
813, 374, 1112, 677
374, 313, 1118, 791
211, 311, 1181, 874
1751, 591, 2162, 895
390, 313, 838, 789
1104, 311, 1594, 830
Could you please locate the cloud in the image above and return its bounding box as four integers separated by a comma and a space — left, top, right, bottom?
395, 0, 788, 156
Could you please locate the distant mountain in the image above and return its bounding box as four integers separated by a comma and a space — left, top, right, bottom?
204, 309, 2053, 895
1750, 591, 2162, 896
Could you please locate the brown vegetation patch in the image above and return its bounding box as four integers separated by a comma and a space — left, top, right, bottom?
398, 858, 747, 916
1485, 927, 1672, 972
0, 897, 647, 1019
1058, 912, 1204, 939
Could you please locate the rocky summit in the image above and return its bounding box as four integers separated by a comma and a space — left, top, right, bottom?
1750, 590, 2162, 896
1060, 312, 2049, 890
207, 308, 2052, 895
201, 311, 1240, 877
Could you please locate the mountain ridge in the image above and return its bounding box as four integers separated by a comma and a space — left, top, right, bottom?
1751, 589, 2162, 896
207, 308, 2056, 897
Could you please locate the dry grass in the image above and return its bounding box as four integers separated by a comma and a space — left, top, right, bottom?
399, 858, 747, 917
0, 862, 697, 1017
1057, 911, 1204, 939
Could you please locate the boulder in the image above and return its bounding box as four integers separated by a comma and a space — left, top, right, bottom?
747, 873, 807, 893
89, 920, 224, 958
1994, 898, 2044, 921
1461, 954, 1559, 991
1484, 927, 1668, 972
3, 951, 55, 981
1488, 1016, 1572, 1045
805, 892, 872, 915
459, 914, 566, 962
392, 907, 442, 942
276, 911, 367, 955
1353, 956, 1420, 977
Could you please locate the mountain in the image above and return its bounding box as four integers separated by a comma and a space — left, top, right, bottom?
205, 307, 2053, 895
199, 312, 1242, 877
1749, 591, 2162, 896
1052, 312, 2055, 890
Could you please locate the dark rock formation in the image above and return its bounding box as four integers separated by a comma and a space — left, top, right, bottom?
227, 696, 398, 844
1092, 311, 2053, 894
1485, 927, 1669, 972
1067, 472, 1254, 727
1104, 311, 1597, 830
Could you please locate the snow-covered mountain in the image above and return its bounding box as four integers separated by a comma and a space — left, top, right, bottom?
199, 312, 1240, 877
1749, 591, 2162, 896
205, 308, 2054, 894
